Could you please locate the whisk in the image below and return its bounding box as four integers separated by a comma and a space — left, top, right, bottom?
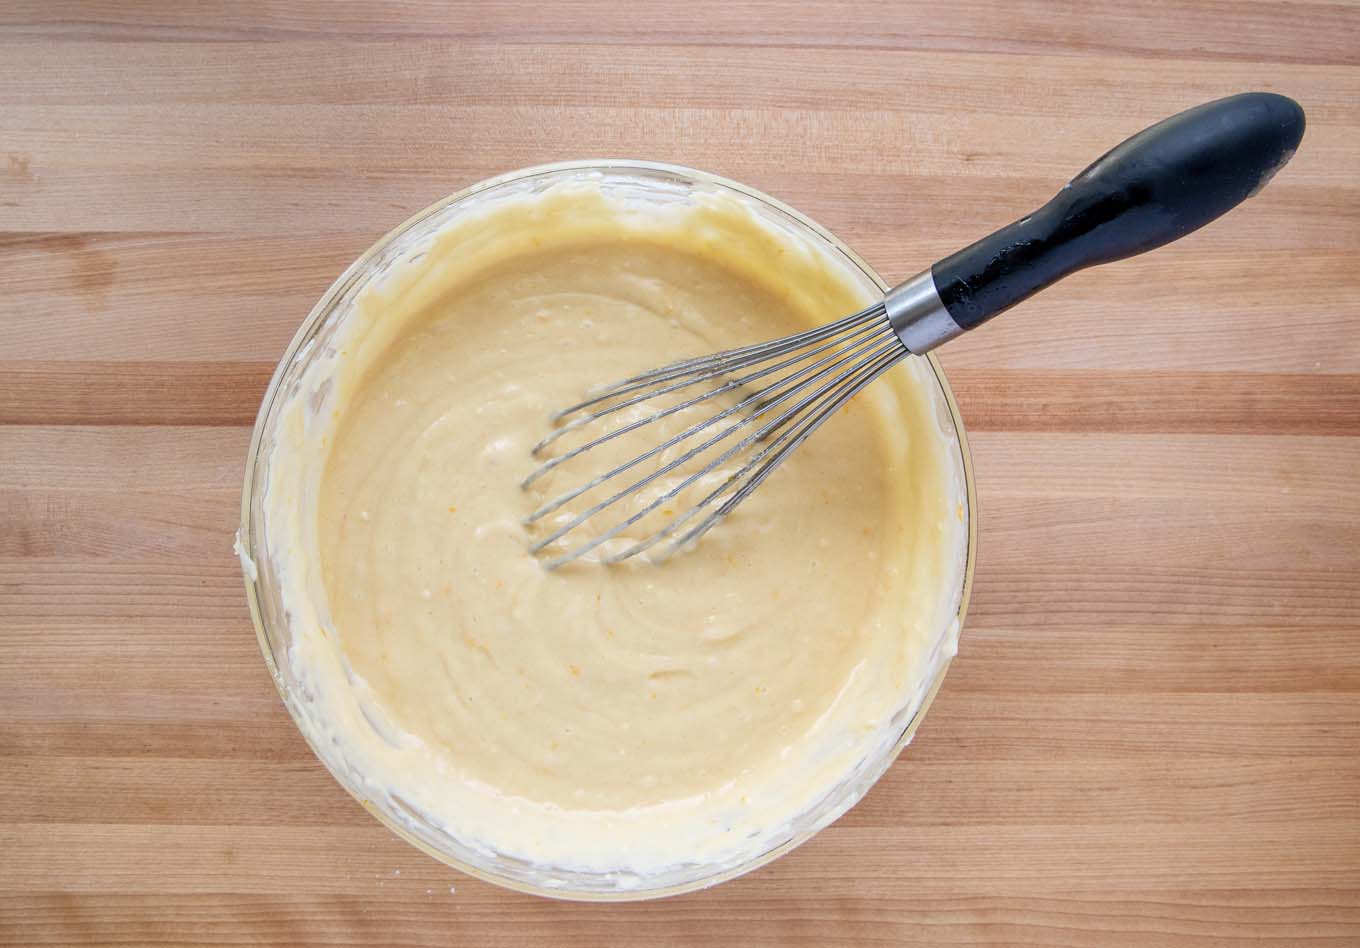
524, 92, 1305, 569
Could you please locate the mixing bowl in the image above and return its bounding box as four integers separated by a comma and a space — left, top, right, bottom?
239, 161, 977, 899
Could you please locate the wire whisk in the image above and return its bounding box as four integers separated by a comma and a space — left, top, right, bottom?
522, 301, 907, 568
522, 93, 1304, 569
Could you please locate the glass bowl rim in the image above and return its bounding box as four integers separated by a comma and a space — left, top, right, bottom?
238, 158, 979, 901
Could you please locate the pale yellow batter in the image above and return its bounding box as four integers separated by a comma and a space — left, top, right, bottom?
260, 176, 967, 880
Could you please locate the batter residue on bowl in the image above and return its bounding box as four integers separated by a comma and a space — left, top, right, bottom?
262, 177, 967, 880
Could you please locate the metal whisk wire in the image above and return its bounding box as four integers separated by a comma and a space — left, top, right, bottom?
521, 93, 1305, 570
522, 303, 907, 569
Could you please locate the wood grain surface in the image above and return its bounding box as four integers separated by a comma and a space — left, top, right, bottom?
2, 2, 1358, 945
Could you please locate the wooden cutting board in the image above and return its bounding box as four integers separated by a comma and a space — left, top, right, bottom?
2, 2, 1358, 945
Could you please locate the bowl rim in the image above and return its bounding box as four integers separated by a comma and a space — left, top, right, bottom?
238, 158, 979, 901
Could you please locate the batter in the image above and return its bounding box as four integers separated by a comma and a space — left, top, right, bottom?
261, 177, 968, 879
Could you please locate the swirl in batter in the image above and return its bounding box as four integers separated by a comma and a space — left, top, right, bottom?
262, 179, 967, 879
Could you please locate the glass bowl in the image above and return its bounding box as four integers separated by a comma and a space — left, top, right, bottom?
239, 161, 978, 900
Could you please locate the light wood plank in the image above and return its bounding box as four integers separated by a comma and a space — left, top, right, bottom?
2, 0, 1358, 65
4, 821, 1359, 896
0, 891, 1355, 948
4, 104, 1356, 183
3, 42, 1359, 110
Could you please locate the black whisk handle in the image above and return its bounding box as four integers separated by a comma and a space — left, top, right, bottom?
929, 92, 1305, 332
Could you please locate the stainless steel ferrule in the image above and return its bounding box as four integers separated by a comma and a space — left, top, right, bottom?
884, 269, 964, 355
